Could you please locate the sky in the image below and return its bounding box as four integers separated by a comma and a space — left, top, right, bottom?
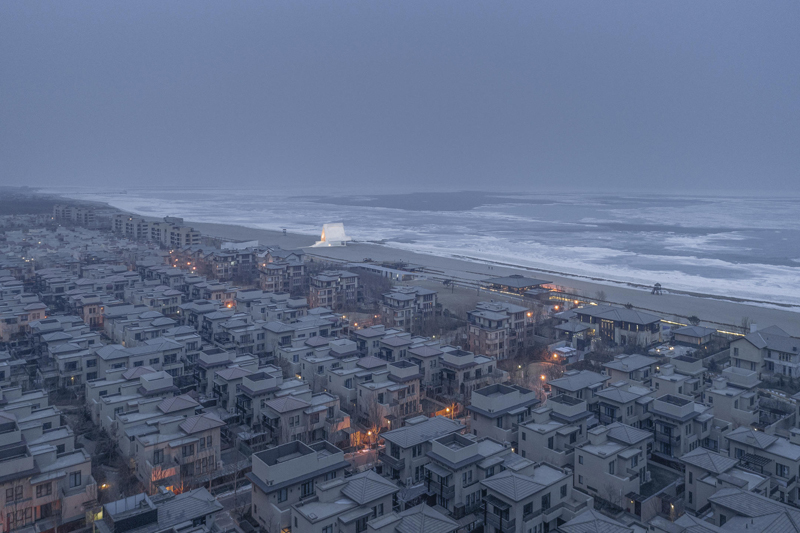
1, 1, 798, 194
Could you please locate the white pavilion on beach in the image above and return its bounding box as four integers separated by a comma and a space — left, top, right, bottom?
312, 223, 352, 247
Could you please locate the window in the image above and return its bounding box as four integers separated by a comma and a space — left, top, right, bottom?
578, 455, 583, 465
578, 475, 583, 484
496, 418, 503, 428
547, 437, 554, 449
522, 432, 526, 441
153, 449, 164, 465
322, 526, 333, 533
523, 502, 533, 515
6, 486, 23, 503
608, 461, 615, 475
87, 359, 97, 367
325, 471, 337, 481
150, 358, 160, 365
301, 480, 314, 498
560, 484, 567, 498
776, 463, 790, 478
69, 471, 81, 488
412, 444, 423, 458
277, 488, 287, 503
688, 491, 693, 504
541, 493, 550, 511
356, 516, 369, 533
183, 444, 194, 457
631, 454, 638, 468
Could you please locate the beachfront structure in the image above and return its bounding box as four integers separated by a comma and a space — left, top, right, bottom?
467, 384, 539, 446
308, 270, 360, 311
680, 447, 769, 515
312, 223, 351, 247
602, 354, 659, 387
248, 441, 350, 533
480, 462, 592, 533
467, 301, 535, 360
517, 395, 592, 467
379, 416, 464, 484
573, 423, 653, 514
482, 274, 552, 296
380, 286, 438, 331
573, 305, 662, 347
729, 325, 800, 380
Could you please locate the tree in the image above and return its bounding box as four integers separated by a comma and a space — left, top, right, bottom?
688, 316, 701, 326
595, 290, 607, 302
740, 316, 752, 334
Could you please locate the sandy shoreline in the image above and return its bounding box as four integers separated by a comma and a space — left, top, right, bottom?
188, 220, 800, 336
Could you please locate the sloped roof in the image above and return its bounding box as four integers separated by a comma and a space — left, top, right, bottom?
179, 413, 225, 434
741, 326, 799, 354
396, 504, 458, 533
726, 426, 779, 450
264, 395, 310, 413
341, 470, 399, 505
604, 354, 657, 372
122, 366, 158, 380
382, 417, 463, 448
710, 488, 800, 531
673, 325, 717, 338
606, 423, 652, 445
559, 509, 632, 533
680, 447, 738, 474
215, 366, 253, 381
480, 470, 545, 502
549, 370, 609, 391
158, 394, 199, 414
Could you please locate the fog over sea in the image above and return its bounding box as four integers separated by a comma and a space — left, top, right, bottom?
50, 188, 800, 307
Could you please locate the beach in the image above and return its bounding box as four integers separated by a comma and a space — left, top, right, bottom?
188, 220, 800, 336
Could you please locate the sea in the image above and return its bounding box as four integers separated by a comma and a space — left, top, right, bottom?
47, 187, 800, 307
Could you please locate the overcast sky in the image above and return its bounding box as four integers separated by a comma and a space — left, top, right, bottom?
1, 1, 798, 194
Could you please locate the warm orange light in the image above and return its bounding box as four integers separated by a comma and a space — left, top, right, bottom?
540, 375, 546, 380
186, 262, 191, 265
367, 431, 372, 436
226, 303, 232, 308
446, 407, 450, 412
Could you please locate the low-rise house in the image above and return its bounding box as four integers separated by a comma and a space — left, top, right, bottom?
518, 395, 592, 467
308, 270, 360, 310
548, 370, 610, 410
573, 423, 653, 514
707, 371, 759, 428
356, 361, 423, 431
707, 487, 800, 530
725, 426, 800, 504
467, 384, 539, 446
573, 305, 662, 348
262, 392, 350, 448
380, 286, 438, 331
730, 325, 800, 379
423, 433, 521, 523
672, 325, 717, 348
481, 462, 592, 533
134, 412, 225, 494
467, 301, 534, 360
95, 488, 222, 533
650, 394, 714, 460
603, 354, 659, 387
248, 441, 350, 533
379, 416, 464, 484
291, 470, 399, 533
595, 382, 653, 429
438, 346, 505, 402
681, 447, 769, 515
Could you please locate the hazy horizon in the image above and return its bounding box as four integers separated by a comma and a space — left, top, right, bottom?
2, 2, 799, 193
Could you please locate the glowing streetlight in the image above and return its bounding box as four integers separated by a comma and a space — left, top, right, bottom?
540, 374, 546, 380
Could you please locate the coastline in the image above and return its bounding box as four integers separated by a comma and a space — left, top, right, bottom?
188, 218, 800, 336
34, 190, 800, 335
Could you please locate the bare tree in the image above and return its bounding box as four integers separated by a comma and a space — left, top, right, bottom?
740, 316, 752, 334
595, 290, 607, 302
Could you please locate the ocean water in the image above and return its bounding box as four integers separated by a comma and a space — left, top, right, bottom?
49, 188, 800, 306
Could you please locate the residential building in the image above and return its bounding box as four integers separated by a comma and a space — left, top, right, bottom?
603, 354, 659, 387
730, 325, 800, 379
467, 384, 540, 446
518, 394, 592, 467
379, 416, 464, 484
650, 394, 714, 459
573, 423, 653, 516
574, 305, 662, 347
438, 346, 506, 402
380, 286, 438, 330
467, 301, 535, 360
95, 488, 223, 533
680, 447, 769, 515
248, 441, 350, 533
595, 382, 653, 429
548, 370, 610, 410
481, 462, 592, 533
308, 270, 360, 310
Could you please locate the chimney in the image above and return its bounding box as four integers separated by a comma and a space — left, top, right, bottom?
750, 323, 758, 333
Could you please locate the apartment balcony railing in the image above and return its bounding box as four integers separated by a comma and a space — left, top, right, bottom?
655, 433, 681, 446
599, 413, 622, 425
378, 451, 405, 471
427, 479, 455, 499
484, 512, 515, 532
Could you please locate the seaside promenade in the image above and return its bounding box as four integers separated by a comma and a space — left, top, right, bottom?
190, 221, 800, 336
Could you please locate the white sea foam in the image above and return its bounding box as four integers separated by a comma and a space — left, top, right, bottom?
48, 187, 800, 307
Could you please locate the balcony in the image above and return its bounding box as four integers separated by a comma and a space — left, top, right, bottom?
655, 433, 681, 446
378, 451, 405, 471
484, 512, 516, 532
427, 479, 455, 499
